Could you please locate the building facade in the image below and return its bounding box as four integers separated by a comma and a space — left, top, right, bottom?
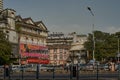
0, 0, 3, 11
0, 9, 18, 60
0, 8, 49, 65
70, 32, 87, 64
15, 15, 49, 64
47, 32, 73, 66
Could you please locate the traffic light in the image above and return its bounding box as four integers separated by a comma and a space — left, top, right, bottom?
72, 66, 77, 77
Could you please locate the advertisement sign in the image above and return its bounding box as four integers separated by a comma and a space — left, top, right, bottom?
20, 43, 48, 58
22, 53, 48, 58
20, 43, 49, 64
27, 58, 49, 64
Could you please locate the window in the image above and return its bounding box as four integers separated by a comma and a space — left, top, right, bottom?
59, 49, 63, 53
64, 48, 68, 54
54, 48, 57, 53
6, 35, 9, 40
60, 54, 63, 60
31, 38, 33, 41
64, 55, 67, 59
6, 31, 9, 33
54, 55, 57, 60
13, 36, 16, 40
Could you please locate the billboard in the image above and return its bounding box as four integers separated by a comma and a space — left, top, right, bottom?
20, 43, 49, 64
27, 58, 49, 64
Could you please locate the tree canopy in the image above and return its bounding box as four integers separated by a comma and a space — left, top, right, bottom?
84, 30, 120, 62
0, 29, 12, 65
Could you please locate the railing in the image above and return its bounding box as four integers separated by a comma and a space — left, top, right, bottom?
0, 64, 119, 80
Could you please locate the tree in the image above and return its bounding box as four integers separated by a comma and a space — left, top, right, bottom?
0, 29, 12, 65
84, 30, 118, 62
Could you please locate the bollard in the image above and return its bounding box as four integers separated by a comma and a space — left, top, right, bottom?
69, 65, 72, 80
9, 65, 11, 80
96, 64, 99, 80
118, 63, 120, 80
77, 64, 79, 80
5, 67, 9, 77
73, 65, 77, 77
36, 64, 39, 79
52, 66, 55, 80
21, 65, 23, 80
4, 65, 9, 79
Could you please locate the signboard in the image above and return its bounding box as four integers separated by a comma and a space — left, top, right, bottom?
27, 58, 49, 64
20, 43, 48, 58
20, 43, 49, 64
21, 53, 48, 58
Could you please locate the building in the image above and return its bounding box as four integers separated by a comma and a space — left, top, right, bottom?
15, 15, 49, 64
0, 8, 49, 65
70, 32, 87, 64
0, 0, 3, 11
47, 32, 73, 66
0, 1, 87, 65
0, 8, 18, 60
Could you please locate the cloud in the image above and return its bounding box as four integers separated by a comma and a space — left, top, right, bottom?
47, 24, 92, 34
97, 26, 120, 33
47, 24, 120, 35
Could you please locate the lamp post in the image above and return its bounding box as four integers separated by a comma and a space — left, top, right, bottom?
117, 38, 120, 62
87, 6, 95, 61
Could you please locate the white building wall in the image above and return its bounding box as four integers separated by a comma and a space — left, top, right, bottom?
9, 30, 18, 43
0, 0, 3, 11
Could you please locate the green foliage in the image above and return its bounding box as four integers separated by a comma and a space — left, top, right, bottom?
84, 30, 120, 62
0, 29, 12, 65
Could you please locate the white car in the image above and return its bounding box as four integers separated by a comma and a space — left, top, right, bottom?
11, 65, 21, 72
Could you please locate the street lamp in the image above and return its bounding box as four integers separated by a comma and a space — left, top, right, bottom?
117, 38, 120, 62
87, 6, 95, 61
87, 7, 94, 16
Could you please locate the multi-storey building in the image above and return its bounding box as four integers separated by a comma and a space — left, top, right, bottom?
0, 0, 3, 11
0, 2, 87, 66
15, 15, 49, 64
47, 32, 73, 66
47, 32, 88, 66
0, 8, 49, 64
70, 32, 87, 64
0, 8, 18, 60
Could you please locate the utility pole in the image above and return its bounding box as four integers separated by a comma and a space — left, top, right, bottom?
118, 38, 120, 62
87, 6, 95, 61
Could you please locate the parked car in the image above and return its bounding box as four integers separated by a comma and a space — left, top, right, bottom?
85, 64, 94, 71
0, 65, 4, 72
115, 63, 120, 71
40, 64, 54, 72
38, 64, 49, 71
79, 64, 94, 71
94, 64, 106, 71
78, 64, 87, 71
104, 63, 110, 71
11, 65, 21, 72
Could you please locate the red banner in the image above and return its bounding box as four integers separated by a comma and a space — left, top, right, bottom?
22, 53, 49, 58
20, 43, 48, 58
27, 58, 49, 64
20, 43, 49, 64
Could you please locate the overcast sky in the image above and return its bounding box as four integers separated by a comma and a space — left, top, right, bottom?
4, 0, 120, 34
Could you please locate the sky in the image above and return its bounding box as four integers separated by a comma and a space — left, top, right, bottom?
4, 0, 120, 35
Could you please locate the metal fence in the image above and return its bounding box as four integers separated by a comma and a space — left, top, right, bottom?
0, 64, 120, 80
